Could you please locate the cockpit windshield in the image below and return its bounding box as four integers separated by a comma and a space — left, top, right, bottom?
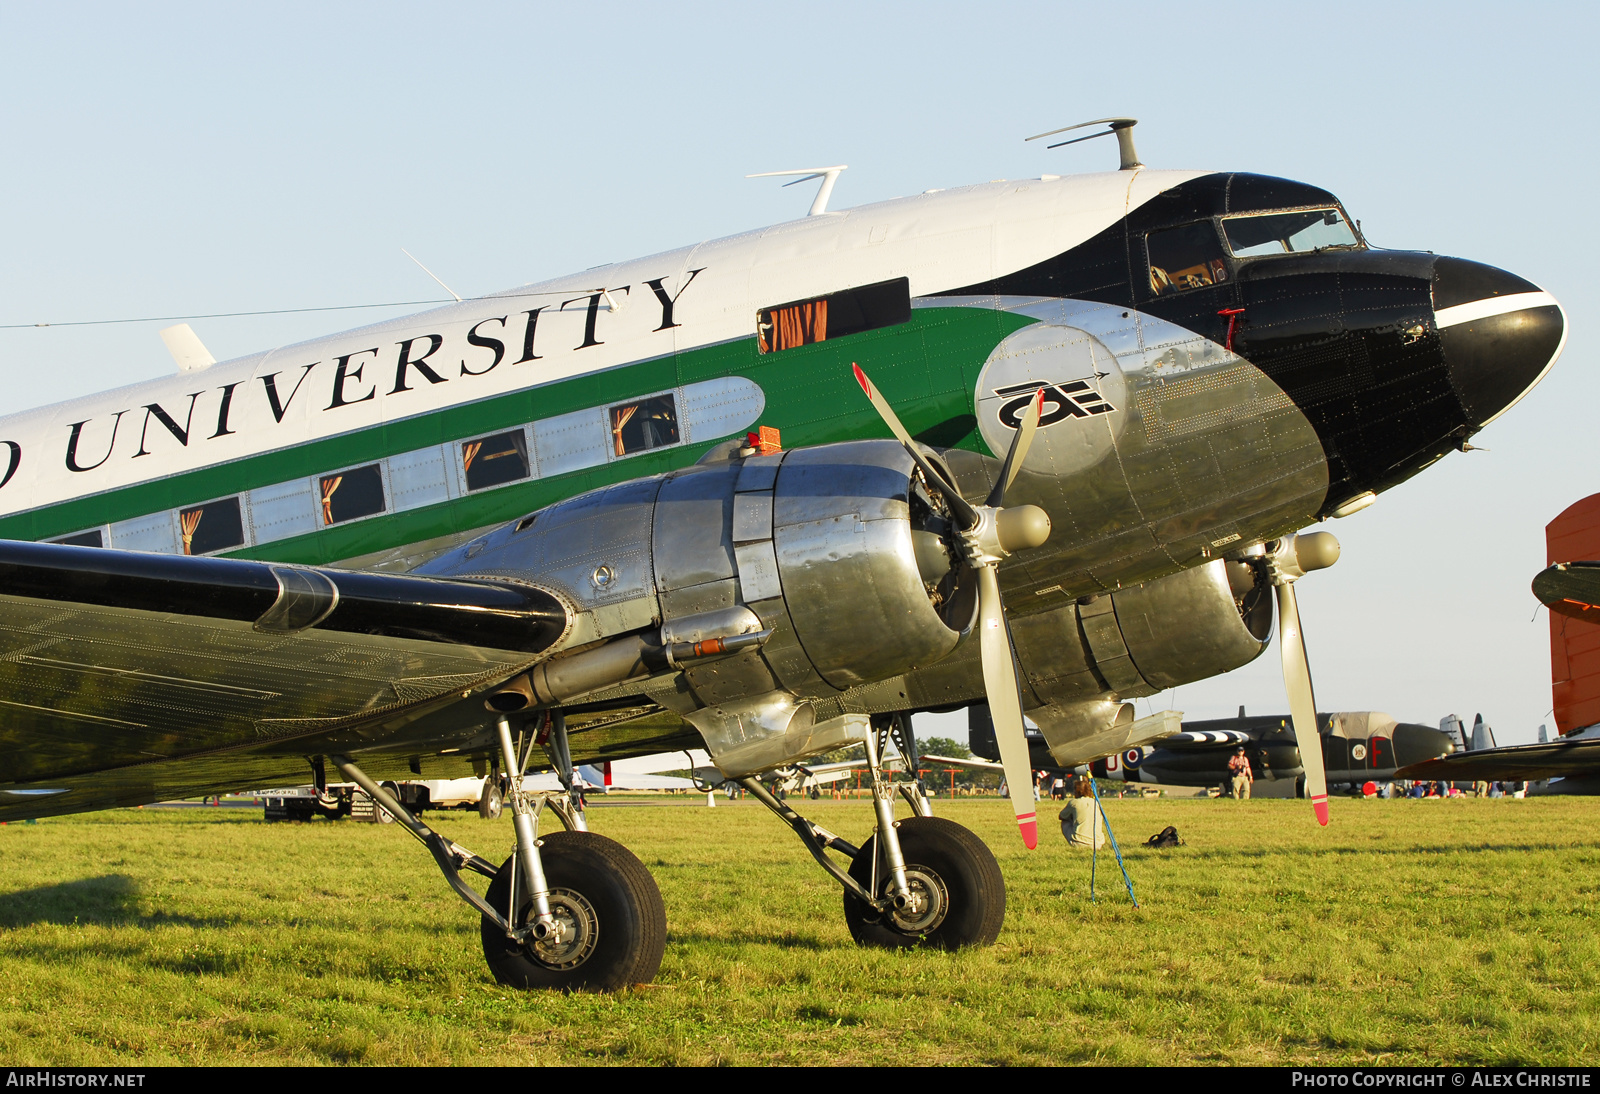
1222, 208, 1361, 257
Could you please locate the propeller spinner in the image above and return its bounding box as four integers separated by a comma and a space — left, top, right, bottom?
852, 364, 1051, 847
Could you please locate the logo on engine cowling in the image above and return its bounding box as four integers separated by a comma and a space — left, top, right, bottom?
992, 379, 1116, 428
975, 320, 1125, 478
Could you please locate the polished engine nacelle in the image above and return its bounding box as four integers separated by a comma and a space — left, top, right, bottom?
419, 439, 970, 773
1000, 554, 1273, 707
927, 553, 1276, 764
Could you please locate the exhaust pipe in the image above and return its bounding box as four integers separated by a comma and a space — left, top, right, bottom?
485, 613, 772, 712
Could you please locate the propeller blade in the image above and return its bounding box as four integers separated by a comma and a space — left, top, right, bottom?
985, 387, 1044, 509
852, 363, 978, 527
1276, 580, 1329, 825
976, 564, 1038, 848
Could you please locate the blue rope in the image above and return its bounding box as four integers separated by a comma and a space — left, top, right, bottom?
1088, 779, 1139, 908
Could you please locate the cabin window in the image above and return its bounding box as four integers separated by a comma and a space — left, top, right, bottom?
179, 496, 245, 555
609, 394, 679, 456
757, 277, 911, 353
1222, 208, 1361, 257
49, 529, 103, 548
320, 464, 386, 525
1146, 223, 1229, 296
463, 430, 531, 492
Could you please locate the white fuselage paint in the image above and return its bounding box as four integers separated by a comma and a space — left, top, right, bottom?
0, 170, 1205, 520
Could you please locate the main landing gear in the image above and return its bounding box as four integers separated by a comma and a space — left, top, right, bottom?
742, 713, 1005, 950
331, 710, 665, 993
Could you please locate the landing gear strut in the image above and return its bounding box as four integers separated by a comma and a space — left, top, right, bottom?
742, 712, 1005, 950
332, 713, 665, 993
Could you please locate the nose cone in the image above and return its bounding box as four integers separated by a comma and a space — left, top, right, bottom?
1434, 256, 1566, 427
1393, 723, 1456, 767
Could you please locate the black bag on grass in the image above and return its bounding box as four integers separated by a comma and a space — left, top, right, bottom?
1145, 825, 1183, 848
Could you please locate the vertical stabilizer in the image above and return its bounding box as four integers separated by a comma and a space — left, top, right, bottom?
968, 703, 999, 762
1539, 724, 1550, 744
1471, 714, 1498, 752
1440, 714, 1467, 751
1546, 494, 1600, 734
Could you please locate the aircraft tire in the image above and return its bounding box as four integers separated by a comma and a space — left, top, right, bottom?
480, 831, 666, 992
843, 816, 1005, 951
477, 782, 503, 820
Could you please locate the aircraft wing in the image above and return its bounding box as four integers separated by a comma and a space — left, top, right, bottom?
1394, 736, 1600, 782
1533, 561, 1600, 620
0, 541, 572, 819
921, 753, 1004, 774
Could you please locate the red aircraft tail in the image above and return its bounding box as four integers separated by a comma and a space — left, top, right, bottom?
1547, 494, 1600, 734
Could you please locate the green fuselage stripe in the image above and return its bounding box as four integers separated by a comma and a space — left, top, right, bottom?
2, 307, 1033, 565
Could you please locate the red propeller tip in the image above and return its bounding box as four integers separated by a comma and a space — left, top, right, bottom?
1017, 813, 1038, 849
851, 362, 870, 394
1312, 796, 1330, 826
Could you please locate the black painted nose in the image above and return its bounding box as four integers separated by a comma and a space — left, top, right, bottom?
1434, 256, 1565, 427
1392, 723, 1456, 767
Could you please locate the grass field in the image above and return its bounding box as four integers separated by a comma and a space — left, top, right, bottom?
0, 794, 1594, 1066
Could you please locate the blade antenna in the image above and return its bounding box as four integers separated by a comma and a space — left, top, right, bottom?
747, 166, 848, 216
1025, 117, 1142, 170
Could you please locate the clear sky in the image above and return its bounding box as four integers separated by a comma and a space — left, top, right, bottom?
0, 2, 1594, 746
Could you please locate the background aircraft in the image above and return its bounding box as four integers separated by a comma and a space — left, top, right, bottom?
937, 705, 1455, 794
1398, 492, 1600, 791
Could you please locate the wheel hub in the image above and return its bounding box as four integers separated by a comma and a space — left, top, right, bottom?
886, 866, 948, 935
523, 888, 599, 970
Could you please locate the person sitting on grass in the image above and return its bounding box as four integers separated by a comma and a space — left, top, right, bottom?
1059, 778, 1107, 850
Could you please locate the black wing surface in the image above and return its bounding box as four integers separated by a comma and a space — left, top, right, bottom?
0, 541, 571, 819
1533, 561, 1600, 621
1394, 736, 1600, 782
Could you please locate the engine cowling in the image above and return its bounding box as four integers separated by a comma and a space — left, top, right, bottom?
420, 438, 969, 709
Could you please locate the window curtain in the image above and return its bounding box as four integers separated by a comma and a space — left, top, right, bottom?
611, 405, 638, 456
180, 509, 203, 555
321, 476, 342, 525
775, 300, 827, 351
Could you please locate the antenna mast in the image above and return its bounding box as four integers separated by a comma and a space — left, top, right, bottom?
1025, 118, 1142, 170
747, 166, 849, 216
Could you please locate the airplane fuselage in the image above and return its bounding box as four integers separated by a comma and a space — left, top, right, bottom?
0, 166, 1566, 781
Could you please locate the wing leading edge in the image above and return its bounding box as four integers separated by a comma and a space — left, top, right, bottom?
0, 541, 573, 818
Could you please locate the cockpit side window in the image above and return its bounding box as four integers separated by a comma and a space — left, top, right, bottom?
1222, 208, 1361, 257
1146, 222, 1229, 297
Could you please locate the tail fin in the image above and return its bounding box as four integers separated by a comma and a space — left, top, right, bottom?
1547, 494, 1600, 734
968, 703, 999, 762
1440, 714, 1467, 751
1539, 724, 1551, 744
1471, 714, 1498, 752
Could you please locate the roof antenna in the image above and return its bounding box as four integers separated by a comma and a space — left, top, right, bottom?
1025, 118, 1142, 170
159, 323, 215, 372
402, 248, 462, 302
746, 166, 848, 216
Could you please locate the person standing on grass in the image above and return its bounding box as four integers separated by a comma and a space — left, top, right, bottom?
1059, 778, 1106, 849
1227, 746, 1253, 800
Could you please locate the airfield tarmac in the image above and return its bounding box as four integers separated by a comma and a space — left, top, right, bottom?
0, 797, 1592, 1065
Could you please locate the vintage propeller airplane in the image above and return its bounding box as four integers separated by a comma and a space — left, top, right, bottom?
0, 119, 1566, 991
940, 705, 1458, 796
